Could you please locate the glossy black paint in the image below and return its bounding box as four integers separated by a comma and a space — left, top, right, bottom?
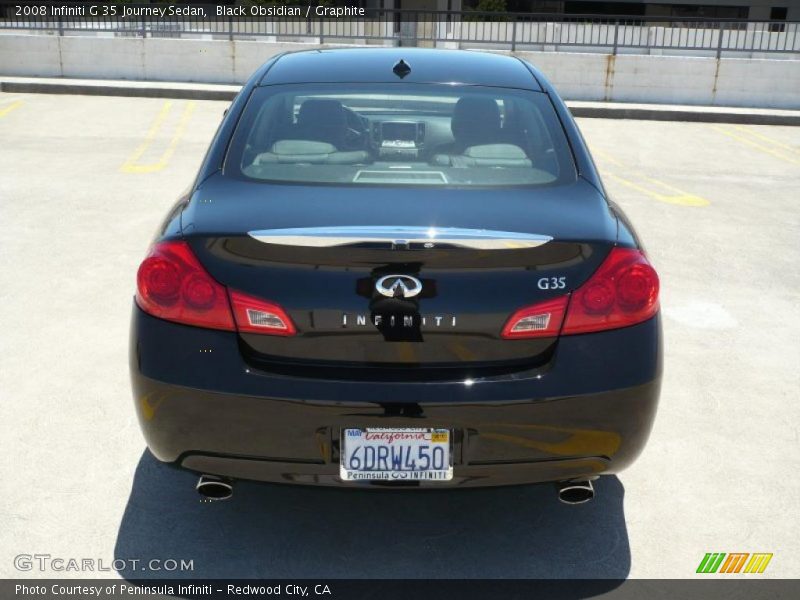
257, 48, 544, 90
184, 177, 617, 367
130, 306, 661, 487
130, 48, 662, 488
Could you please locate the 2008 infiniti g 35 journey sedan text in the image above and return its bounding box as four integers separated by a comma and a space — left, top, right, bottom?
129, 48, 662, 502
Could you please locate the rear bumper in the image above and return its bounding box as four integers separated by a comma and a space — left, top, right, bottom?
130, 305, 662, 488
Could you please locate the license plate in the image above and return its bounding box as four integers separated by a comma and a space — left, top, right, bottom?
340, 428, 453, 482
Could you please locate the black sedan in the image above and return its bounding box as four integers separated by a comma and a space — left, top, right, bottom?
130, 48, 661, 502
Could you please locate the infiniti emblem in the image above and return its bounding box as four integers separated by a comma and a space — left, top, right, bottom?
375, 274, 423, 299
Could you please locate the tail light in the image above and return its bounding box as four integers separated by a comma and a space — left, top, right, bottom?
229, 290, 297, 336
501, 247, 659, 339
501, 296, 568, 339
562, 247, 659, 335
136, 241, 235, 331
136, 241, 296, 336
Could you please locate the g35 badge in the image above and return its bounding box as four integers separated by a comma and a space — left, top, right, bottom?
537, 276, 566, 290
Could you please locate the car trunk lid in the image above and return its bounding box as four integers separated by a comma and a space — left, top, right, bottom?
183, 175, 616, 374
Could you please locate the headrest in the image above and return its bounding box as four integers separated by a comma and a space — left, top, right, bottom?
297, 99, 346, 129
451, 97, 501, 144
296, 99, 348, 148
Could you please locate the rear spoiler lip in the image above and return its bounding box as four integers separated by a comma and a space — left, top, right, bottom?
248, 226, 553, 250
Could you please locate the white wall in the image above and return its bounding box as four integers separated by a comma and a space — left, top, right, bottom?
1, 33, 798, 109
0, 33, 61, 77
512, 50, 800, 109
0, 35, 310, 84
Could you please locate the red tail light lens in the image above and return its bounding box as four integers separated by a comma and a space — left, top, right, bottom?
501, 295, 569, 339
229, 290, 297, 336
136, 241, 235, 331
136, 241, 297, 336
500, 248, 658, 340
562, 247, 659, 335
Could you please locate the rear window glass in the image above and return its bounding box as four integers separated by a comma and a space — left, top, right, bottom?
226, 83, 576, 188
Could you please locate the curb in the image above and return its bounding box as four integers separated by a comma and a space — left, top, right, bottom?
3, 78, 800, 125
566, 104, 800, 126
0, 80, 238, 101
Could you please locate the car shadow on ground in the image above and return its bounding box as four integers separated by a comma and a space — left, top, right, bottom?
114, 450, 630, 583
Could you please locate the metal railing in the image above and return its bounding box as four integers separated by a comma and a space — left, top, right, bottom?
1, 8, 799, 58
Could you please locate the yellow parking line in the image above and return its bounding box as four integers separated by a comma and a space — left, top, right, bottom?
157, 101, 195, 168
591, 148, 624, 167
642, 176, 711, 206
609, 173, 710, 207
120, 101, 195, 173
712, 125, 800, 167
121, 101, 173, 169
591, 148, 710, 207
0, 100, 22, 118
730, 125, 799, 155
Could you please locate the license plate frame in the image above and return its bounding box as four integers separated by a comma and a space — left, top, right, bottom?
340, 427, 454, 482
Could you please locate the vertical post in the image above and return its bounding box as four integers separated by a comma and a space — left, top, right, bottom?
228, 16, 233, 42
511, 17, 517, 52
319, 16, 324, 45
140, 18, 146, 38
716, 21, 724, 59
57, 15, 63, 36
612, 20, 619, 54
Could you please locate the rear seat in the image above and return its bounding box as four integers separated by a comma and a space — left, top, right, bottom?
431, 144, 532, 168
254, 140, 369, 165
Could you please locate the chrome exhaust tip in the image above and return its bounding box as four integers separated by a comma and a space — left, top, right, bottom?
557, 480, 595, 505
196, 475, 233, 501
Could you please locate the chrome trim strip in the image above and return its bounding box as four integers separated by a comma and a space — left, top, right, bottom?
248, 226, 552, 250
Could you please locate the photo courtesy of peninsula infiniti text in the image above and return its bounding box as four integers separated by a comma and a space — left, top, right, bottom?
129, 48, 662, 503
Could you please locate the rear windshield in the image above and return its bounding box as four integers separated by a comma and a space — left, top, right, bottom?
225, 83, 576, 188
